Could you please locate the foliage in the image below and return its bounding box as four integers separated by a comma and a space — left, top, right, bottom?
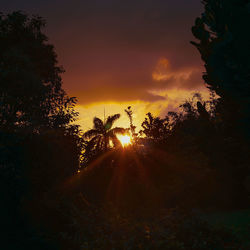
0, 9, 82, 206
0, 11, 83, 250
165, 93, 249, 208
0, 11, 78, 132
190, 0, 250, 202
27, 194, 241, 250
125, 106, 137, 138
83, 114, 127, 163
140, 112, 170, 140
203, 209, 250, 247
191, 0, 250, 138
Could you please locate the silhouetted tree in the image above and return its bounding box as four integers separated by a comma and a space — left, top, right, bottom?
124, 106, 137, 138
140, 112, 169, 140
197, 101, 209, 120
0, 11, 78, 133
0, 11, 82, 195
179, 93, 210, 120
0, 12, 82, 249
191, 0, 250, 138
83, 114, 126, 156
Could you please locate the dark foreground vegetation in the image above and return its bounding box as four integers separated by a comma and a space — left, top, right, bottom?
1, 1, 250, 249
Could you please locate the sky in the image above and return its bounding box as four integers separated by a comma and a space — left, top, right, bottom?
2, 0, 209, 132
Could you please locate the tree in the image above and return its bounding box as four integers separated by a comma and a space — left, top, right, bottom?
0, 13, 82, 247
124, 106, 137, 139
83, 114, 126, 155
179, 93, 210, 121
191, 0, 250, 138
0, 11, 78, 132
140, 112, 169, 140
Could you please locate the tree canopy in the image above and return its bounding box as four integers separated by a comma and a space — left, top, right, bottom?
83, 114, 127, 163
0, 12, 78, 132
191, 0, 250, 138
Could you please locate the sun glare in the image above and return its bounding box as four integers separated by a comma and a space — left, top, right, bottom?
117, 134, 132, 147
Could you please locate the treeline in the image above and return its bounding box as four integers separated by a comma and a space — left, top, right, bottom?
80, 93, 249, 210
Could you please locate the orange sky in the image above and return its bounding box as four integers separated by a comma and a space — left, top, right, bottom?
75, 57, 209, 131
2, 0, 208, 131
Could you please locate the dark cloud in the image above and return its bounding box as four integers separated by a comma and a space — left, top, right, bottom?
73, 85, 166, 104
152, 66, 204, 90
2, 0, 204, 104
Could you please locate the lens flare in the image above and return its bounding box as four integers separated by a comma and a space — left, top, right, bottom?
117, 134, 132, 147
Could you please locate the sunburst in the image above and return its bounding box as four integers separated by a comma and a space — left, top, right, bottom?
117, 134, 132, 147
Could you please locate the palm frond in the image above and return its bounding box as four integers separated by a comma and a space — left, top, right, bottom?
83, 135, 100, 160
84, 136, 99, 150
105, 114, 120, 130
109, 134, 122, 148
93, 117, 104, 130
96, 135, 103, 151
83, 129, 99, 139
109, 127, 128, 136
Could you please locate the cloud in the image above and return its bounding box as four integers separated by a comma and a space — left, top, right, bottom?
68, 55, 204, 105
2, 0, 206, 108
75, 87, 209, 132
74, 85, 166, 104
152, 57, 203, 90
152, 58, 171, 81
38, 0, 204, 105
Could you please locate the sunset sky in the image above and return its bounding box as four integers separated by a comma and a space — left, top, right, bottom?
2, 0, 209, 131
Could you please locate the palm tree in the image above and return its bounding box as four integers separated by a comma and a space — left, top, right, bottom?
83, 114, 126, 153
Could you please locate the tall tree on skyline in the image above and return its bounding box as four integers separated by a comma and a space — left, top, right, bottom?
0, 11, 78, 132
83, 114, 126, 153
191, 0, 250, 138
125, 106, 136, 139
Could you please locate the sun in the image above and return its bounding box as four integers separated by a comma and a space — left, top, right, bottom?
117, 134, 132, 147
